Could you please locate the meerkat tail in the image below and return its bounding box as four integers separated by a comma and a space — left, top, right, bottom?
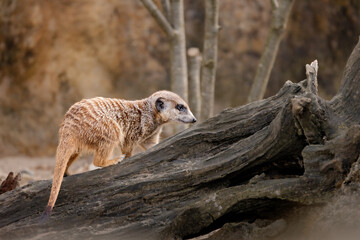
40, 141, 76, 222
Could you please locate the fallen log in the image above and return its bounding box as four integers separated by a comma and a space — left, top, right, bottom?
1, 38, 360, 240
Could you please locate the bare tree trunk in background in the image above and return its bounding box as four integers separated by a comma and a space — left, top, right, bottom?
140, 0, 188, 101
169, 0, 188, 101
170, 0, 188, 132
247, 0, 295, 103
141, 0, 188, 132
187, 48, 202, 120
200, 0, 220, 122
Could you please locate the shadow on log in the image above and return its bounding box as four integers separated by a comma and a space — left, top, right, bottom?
1, 38, 360, 240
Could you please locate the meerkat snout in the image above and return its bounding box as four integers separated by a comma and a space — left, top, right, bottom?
174, 103, 197, 123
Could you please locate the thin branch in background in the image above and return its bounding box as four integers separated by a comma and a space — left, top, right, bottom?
247, 0, 295, 103
161, 0, 171, 21
140, 0, 174, 38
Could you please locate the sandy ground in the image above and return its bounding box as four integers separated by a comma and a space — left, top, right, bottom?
0, 155, 98, 186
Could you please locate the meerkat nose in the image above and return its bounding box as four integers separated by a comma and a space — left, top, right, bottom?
192, 118, 197, 123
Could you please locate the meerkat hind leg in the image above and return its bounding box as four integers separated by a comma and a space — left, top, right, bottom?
64, 153, 80, 177
121, 144, 134, 159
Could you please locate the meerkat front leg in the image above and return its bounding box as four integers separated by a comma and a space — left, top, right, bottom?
139, 129, 161, 151
93, 144, 119, 167
121, 144, 135, 159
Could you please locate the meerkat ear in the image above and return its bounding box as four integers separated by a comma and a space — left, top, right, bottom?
156, 98, 165, 112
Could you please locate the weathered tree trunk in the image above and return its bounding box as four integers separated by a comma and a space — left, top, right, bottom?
1, 39, 360, 240
188, 47, 202, 120
247, 0, 295, 103
200, 0, 220, 121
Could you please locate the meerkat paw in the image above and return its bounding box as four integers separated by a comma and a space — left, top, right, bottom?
109, 157, 122, 165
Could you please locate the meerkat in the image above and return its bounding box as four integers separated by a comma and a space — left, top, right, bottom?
41, 90, 196, 221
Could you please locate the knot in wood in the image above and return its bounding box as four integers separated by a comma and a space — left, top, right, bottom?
291, 97, 311, 116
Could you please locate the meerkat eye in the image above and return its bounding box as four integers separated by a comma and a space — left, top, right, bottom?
176, 104, 186, 112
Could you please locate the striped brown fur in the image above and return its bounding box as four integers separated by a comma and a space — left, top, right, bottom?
41, 90, 196, 221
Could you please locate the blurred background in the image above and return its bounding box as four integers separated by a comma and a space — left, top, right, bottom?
0, 0, 359, 182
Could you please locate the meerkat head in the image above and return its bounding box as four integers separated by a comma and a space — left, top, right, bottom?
150, 90, 197, 124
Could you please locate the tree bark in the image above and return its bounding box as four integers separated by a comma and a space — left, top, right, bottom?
247, 0, 295, 103
200, 0, 220, 122
1, 39, 360, 240
188, 47, 202, 120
